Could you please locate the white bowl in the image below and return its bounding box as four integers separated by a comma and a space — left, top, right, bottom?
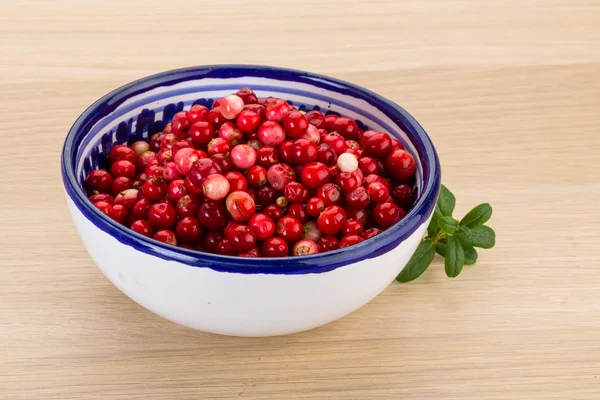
62, 65, 441, 337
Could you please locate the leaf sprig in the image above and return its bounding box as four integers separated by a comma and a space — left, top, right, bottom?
396, 185, 496, 283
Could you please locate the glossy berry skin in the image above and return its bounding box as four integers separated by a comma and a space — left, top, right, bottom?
167, 179, 188, 202
236, 110, 261, 133
363, 174, 392, 192
176, 217, 204, 244
317, 183, 342, 206
94, 201, 113, 217
154, 230, 178, 246
235, 87, 258, 104
291, 139, 318, 165
258, 121, 286, 146
255, 185, 278, 206
198, 200, 228, 230
108, 144, 137, 164
171, 140, 193, 155
186, 104, 209, 124
330, 117, 359, 140
322, 132, 347, 154
130, 198, 152, 222
188, 158, 222, 187
135, 151, 158, 173
207, 137, 231, 156
335, 170, 362, 193
218, 122, 243, 145
385, 150, 416, 181
292, 239, 319, 256
210, 153, 232, 173
287, 203, 308, 222
202, 174, 230, 201
317, 236, 340, 252
160, 133, 177, 151
189, 121, 215, 144
264, 204, 284, 221
317, 205, 346, 236
364, 133, 392, 158
339, 235, 364, 248
224, 223, 257, 253
265, 98, 290, 122
243, 103, 266, 121
145, 164, 164, 179
204, 231, 223, 252
148, 202, 177, 230
111, 176, 134, 196
141, 177, 167, 201
301, 124, 320, 144
390, 138, 404, 151
207, 107, 227, 129
114, 188, 139, 210
89, 193, 114, 205
276, 216, 303, 244
372, 202, 406, 228
262, 237, 289, 257
184, 176, 204, 195
278, 140, 294, 164
345, 186, 370, 209
176, 194, 201, 218
305, 110, 326, 129
215, 238, 236, 256
267, 163, 296, 190
341, 219, 364, 236
231, 144, 257, 169
282, 111, 309, 138
225, 171, 248, 191
149, 133, 165, 153
362, 227, 382, 240
359, 130, 379, 148
284, 182, 309, 203
110, 160, 136, 179
256, 146, 280, 168
392, 184, 414, 208
300, 162, 330, 189
220, 95, 245, 119
162, 162, 182, 182
225, 191, 256, 222
131, 220, 153, 237
346, 208, 368, 226
173, 148, 200, 175
86, 170, 113, 193
170, 111, 191, 139
316, 144, 337, 167
365, 181, 389, 205
324, 114, 339, 131
306, 197, 325, 217
246, 165, 268, 187
358, 156, 380, 176
248, 213, 276, 241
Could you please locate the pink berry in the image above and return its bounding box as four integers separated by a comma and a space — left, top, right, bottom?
219, 121, 244, 145
258, 121, 286, 146
231, 144, 257, 169
301, 124, 320, 144
265, 98, 290, 122
267, 163, 296, 190
202, 174, 230, 201
225, 191, 256, 222
292, 239, 319, 256
173, 148, 200, 175
114, 188, 139, 210
220, 95, 245, 119
302, 220, 322, 242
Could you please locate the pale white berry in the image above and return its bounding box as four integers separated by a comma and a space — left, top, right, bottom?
337, 152, 359, 173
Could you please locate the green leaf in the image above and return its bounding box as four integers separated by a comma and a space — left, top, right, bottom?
396, 239, 436, 283
427, 205, 443, 238
454, 226, 473, 247
438, 185, 456, 217
463, 245, 478, 265
460, 203, 493, 229
438, 216, 459, 235
445, 236, 465, 278
470, 225, 496, 249
435, 241, 446, 257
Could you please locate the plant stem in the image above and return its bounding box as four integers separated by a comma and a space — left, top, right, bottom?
431, 231, 446, 244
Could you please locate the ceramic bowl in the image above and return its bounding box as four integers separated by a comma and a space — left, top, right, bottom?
62, 65, 441, 337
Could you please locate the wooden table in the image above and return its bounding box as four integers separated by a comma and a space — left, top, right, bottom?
2, 1, 599, 398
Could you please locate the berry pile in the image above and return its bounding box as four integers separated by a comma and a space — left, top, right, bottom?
85, 88, 416, 257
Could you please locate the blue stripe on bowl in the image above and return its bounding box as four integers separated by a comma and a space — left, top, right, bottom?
62, 65, 441, 275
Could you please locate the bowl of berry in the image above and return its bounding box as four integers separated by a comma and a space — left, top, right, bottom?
61, 65, 440, 336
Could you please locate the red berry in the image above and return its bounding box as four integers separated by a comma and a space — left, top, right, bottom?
243, 103, 266, 121
246, 165, 268, 187
248, 213, 276, 241
225, 191, 256, 222
292, 239, 319, 256
184, 176, 204, 195
390, 138, 404, 151
94, 200, 113, 217
189, 121, 215, 145
364, 133, 392, 158
283, 182, 309, 203
207, 137, 231, 156
171, 140, 193, 155
176, 216, 204, 244
339, 235, 364, 248
131, 220, 153, 237
154, 230, 177, 246
347, 208, 368, 226
89, 193, 114, 204
176, 194, 201, 218
317, 183, 342, 206
317, 236, 340, 252
188, 158, 222, 187
330, 117, 359, 140
208, 107, 227, 128
322, 132, 347, 154
162, 162, 182, 182
224, 223, 257, 253
114, 188, 139, 210
145, 164, 164, 178
367, 182, 390, 204
225, 171, 248, 191
335, 170, 362, 193
109, 160, 136, 179
278, 140, 294, 164
345, 186, 370, 209
220, 95, 245, 119
204, 231, 223, 253
264, 98, 290, 122
301, 124, 320, 144
210, 153, 232, 173
385, 149, 416, 181
136, 151, 158, 172
202, 174, 230, 201
215, 238, 235, 255
236, 87, 258, 104
316, 143, 337, 166
256, 185, 279, 206
324, 114, 339, 131
282, 111, 309, 138
108, 144, 137, 164
305, 110, 326, 129
218, 121, 243, 145
317, 205, 346, 236
171, 111, 191, 139
359, 130, 379, 148
287, 203, 308, 222
231, 144, 257, 169
167, 179, 187, 202
141, 176, 167, 201
300, 162, 330, 189
264, 204, 284, 221
258, 121, 286, 146
256, 146, 280, 168
306, 197, 325, 217
291, 138, 318, 165
172, 148, 199, 175
341, 219, 364, 236
363, 174, 392, 192
262, 237, 289, 257
236, 110, 261, 133
198, 200, 228, 230
110, 204, 129, 224
160, 133, 177, 151
149, 133, 165, 153
86, 170, 113, 193
358, 156, 380, 176
372, 202, 406, 228
267, 163, 296, 190
392, 184, 414, 208
276, 216, 303, 244
362, 227, 382, 240
112, 176, 134, 195
130, 198, 152, 222
148, 202, 176, 229
187, 104, 209, 124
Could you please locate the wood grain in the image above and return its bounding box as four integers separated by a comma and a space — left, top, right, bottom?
1, 1, 599, 398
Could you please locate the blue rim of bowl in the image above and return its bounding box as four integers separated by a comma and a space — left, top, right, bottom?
62, 64, 441, 275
